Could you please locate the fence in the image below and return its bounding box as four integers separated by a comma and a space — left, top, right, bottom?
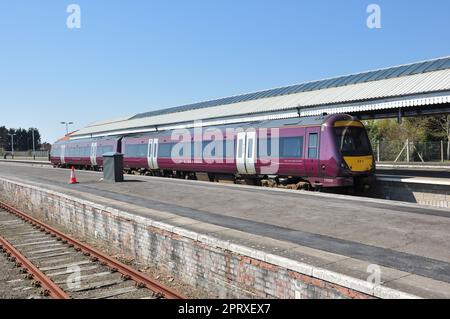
0, 149, 49, 160
372, 140, 450, 163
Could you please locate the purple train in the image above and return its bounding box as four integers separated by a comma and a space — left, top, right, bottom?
51, 114, 375, 189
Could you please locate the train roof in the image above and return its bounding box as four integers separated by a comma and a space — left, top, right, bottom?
56, 115, 337, 144
53, 135, 120, 146
56, 114, 360, 144
124, 116, 328, 137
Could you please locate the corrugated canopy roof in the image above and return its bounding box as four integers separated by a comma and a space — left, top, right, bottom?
72, 56, 450, 139
131, 56, 450, 120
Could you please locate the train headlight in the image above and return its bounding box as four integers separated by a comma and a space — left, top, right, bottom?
340, 161, 349, 169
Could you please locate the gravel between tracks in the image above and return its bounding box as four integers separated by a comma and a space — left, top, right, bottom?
0, 249, 46, 299
0, 208, 177, 299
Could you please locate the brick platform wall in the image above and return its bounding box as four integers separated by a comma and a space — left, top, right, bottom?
0, 178, 378, 299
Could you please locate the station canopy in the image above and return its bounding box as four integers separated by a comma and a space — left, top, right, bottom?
72, 56, 450, 139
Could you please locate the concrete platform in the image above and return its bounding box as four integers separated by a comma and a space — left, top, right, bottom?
0, 161, 450, 298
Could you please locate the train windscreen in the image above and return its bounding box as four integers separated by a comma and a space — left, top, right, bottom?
334, 127, 371, 156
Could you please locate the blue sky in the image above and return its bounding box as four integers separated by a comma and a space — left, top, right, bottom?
1, 0, 449, 143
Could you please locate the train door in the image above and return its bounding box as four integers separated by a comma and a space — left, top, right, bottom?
90, 142, 98, 166
305, 127, 320, 182
236, 133, 246, 173
147, 138, 159, 170
245, 131, 257, 174
61, 145, 66, 165
236, 131, 257, 174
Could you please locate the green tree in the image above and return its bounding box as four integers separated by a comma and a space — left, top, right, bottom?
366, 117, 440, 143
0, 126, 8, 151
0, 127, 43, 152
365, 115, 449, 161
427, 115, 450, 159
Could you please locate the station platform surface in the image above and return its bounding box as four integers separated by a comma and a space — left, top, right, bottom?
1, 161, 450, 298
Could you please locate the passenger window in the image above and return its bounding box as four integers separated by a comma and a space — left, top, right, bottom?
125, 145, 133, 157
139, 144, 148, 157
125, 144, 148, 157
247, 139, 254, 159
192, 141, 202, 158
280, 137, 303, 158
148, 143, 153, 157
158, 143, 172, 157
225, 139, 235, 158
238, 139, 244, 158
179, 144, 184, 157
98, 145, 113, 156
202, 140, 217, 157
257, 139, 272, 158
308, 133, 318, 159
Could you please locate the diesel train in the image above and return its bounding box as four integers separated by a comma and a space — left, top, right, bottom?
50, 114, 375, 189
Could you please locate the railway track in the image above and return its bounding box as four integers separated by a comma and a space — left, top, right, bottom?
0, 239, 49, 299
0, 200, 184, 299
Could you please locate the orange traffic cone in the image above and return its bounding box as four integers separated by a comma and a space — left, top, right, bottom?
69, 166, 78, 184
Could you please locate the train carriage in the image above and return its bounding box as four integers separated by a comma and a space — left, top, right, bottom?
51, 137, 120, 169
51, 114, 375, 189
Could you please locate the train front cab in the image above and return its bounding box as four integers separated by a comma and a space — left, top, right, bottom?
332, 118, 375, 191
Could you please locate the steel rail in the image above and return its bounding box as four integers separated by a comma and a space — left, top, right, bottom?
0, 200, 184, 299
0, 234, 70, 299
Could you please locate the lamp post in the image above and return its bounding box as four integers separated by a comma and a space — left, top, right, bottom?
8, 133, 16, 158
32, 129, 36, 160
61, 122, 74, 136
